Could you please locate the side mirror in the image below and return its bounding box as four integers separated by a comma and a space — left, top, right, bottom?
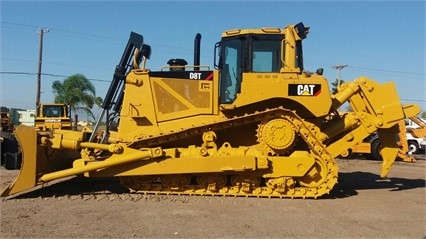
294, 22, 310, 39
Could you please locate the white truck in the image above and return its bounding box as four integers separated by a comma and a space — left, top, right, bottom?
406, 117, 426, 154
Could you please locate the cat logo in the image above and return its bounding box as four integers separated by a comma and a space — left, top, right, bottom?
288, 84, 321, 96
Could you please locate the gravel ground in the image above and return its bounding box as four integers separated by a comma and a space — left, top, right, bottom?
0, 156, 425, 239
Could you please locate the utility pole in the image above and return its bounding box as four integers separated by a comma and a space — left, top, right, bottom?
36, 28, 49, 107
331, 64, 348, 88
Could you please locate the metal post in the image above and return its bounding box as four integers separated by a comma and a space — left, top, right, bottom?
331, 64, 348, 88
36, 28, 49, 107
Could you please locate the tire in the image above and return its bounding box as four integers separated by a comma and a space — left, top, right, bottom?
1, 132, 19, 154
408, 141, 420, 154
4, 152, 18, 170
339, 149, 352, 159
1, 132, 20, 168
367, 139, 382, 161
1, 131, 11, 166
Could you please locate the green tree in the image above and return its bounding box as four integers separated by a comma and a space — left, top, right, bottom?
52, 74, 102, 129
88, 96, 103, 121
330, 79, 345, 94
94, 96, 103, 108
421, 111, 426, 119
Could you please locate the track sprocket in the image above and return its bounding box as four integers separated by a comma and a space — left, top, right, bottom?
257, 118, 296, 155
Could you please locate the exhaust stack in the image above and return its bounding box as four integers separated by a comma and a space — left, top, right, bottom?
194, 33, 201, 70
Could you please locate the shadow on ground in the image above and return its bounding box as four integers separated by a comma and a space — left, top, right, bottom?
323, 171, 425, 199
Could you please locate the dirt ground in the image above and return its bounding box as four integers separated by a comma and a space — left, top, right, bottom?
0, 156, 425, 239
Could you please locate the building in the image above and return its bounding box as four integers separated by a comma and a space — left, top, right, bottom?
17, 110, 36, 126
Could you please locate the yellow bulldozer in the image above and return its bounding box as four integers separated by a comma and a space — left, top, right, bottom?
0, 103, 72, 171
34, 103, 72, 132
1, 22, 420, 199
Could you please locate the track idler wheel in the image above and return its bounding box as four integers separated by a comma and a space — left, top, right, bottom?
266, 177, 295, 195
160, 175, 191, 191
120, 176, 159, 192
297, 157, 328, 188
196, 174, 227, 192
230, 174, 261, 193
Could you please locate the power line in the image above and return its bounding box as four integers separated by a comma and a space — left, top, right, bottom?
0, 71, 110, 83
1, 21, 40, 29
2, 58, 112, 71
400, 98, 426, 103
349, 65, 423, 76
1, 21, 122, 42
50, 28, 122, 42
2, 21, 199, 53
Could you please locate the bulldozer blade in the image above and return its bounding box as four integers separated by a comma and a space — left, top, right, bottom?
1, 125, 165, 198
1, 125, 38, 197
1, 125, 79, 197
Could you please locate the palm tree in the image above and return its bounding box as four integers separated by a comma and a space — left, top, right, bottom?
52, 74, 102, 129
330, 78, 345, 94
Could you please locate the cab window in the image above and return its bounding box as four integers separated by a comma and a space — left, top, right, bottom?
252, 39, 281, 72
43, 106, 64, 117
219, 38, 242, 104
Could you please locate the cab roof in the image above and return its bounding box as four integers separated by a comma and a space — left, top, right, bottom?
221, 27, 284, 37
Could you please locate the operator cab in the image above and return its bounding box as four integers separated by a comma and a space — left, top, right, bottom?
215, 22, 308, 104
39, 104, 68, 118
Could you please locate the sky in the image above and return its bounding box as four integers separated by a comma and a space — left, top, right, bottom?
1, 1, 425, 116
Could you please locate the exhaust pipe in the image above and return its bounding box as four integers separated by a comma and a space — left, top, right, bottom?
194, 33, 201, 70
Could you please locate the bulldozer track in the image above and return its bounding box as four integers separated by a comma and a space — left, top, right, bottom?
124, 107, 339, 199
